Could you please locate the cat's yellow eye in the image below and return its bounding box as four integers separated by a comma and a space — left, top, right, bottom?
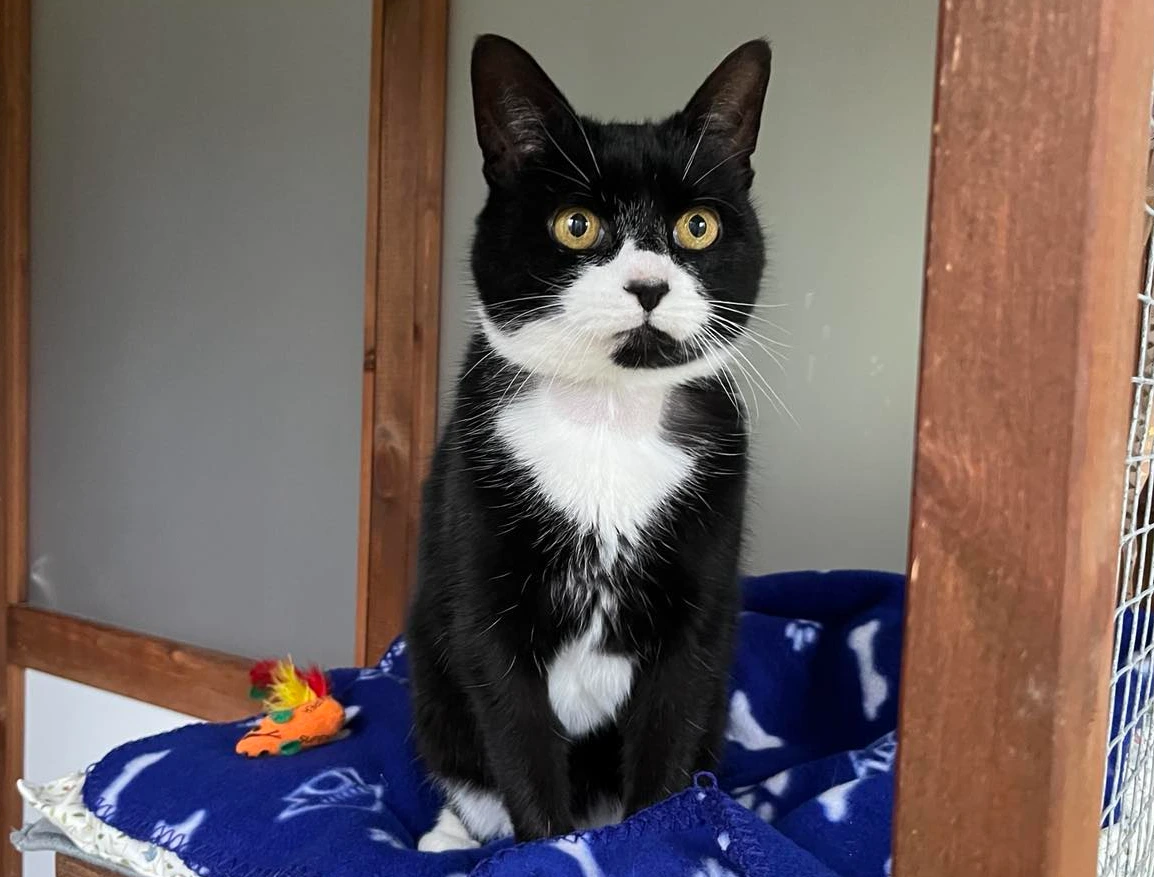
550, 207, 602, 250
673, 207, 720, 250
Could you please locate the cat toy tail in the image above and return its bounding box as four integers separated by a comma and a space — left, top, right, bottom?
235, 658, 345, 757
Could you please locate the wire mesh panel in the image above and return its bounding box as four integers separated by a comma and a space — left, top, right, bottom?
1097, 113, 1155, 877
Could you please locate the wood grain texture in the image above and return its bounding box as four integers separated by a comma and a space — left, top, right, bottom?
8, 605, 256, 722
0, 2, 30, 875
358, 0, 448, 666
893, 0, 1153, 874
56, 854, 119, 877
354, 0, 386, 666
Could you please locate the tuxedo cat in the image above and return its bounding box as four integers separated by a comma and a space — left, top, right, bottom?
407, 34, 770, 851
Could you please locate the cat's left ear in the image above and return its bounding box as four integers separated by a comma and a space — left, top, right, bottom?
682, 39, 772, 160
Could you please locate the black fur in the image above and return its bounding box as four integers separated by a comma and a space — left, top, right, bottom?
407, 34, 770, 843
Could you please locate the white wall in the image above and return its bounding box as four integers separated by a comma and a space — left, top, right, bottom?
440, 1, 938, 573
22, 672, 198, 877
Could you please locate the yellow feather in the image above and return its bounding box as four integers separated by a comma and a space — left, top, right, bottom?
263, 658, 317, 711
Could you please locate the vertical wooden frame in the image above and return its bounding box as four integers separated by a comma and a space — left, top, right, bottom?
355, 0, 448, 666
0, 2, 29, 875
892, 0, 1152, 873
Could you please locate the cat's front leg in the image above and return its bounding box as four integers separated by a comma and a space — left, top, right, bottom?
468, 649, 576, 841
620, 640, 728, 816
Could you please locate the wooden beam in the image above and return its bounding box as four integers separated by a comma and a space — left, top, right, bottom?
56, 854, 119, 877
0, 2, 30, 876
8, 605, 255, 723
356, 0, 448, 666
892, 0, 1152, 873
354, 0, 385, 668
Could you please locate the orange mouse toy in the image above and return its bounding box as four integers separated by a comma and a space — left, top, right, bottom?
236, 659, 346, 757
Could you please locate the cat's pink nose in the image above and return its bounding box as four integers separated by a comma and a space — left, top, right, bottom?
624, 280, 669, 312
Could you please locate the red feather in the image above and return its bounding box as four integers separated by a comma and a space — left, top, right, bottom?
303, 666, 329, 697
249, 659, 279, 688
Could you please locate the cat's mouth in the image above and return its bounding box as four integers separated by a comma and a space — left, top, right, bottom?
610, 325, 697, 370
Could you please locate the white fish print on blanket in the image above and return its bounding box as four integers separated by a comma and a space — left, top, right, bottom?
725, 690, 784, 751
817, 778, 863, 823
733, 766, 790, 824
552, 836, 604, 877
94, 750, 170, 816
277, 767, 385, 822
356, 640, 409, 683
151, 809, 206, 852
367, 827, 408, 849
849, 731, 896, 778
692, 858, 742, 877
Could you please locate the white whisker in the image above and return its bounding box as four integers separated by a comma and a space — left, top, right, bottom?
704, 298, 789, 309
565, 105, 601, 180
535, 116, 591, 187
706, 312, 791, 351
724, 342, 797, 427
539, 166, 591, 188
691, 147, 753, 186
682, 112, 714, 182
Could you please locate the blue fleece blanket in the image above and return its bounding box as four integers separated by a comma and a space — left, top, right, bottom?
82, 570, 904, 877
82, 570, 904, 876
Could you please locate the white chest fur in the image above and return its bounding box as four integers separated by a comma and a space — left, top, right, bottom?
494, 381, 695, 566
546, 611, 634, 737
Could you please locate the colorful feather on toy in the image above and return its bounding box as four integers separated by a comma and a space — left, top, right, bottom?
262, 659, 320, 712
302, 665, 329, 699
248, 659, 280, 698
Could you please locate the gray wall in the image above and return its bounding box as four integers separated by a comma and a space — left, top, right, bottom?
441, 1, 937, 574
29, 1, 370, 665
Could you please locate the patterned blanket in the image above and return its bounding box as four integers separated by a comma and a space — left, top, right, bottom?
83, 570, 905, 877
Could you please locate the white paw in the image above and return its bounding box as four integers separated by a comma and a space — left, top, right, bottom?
417, 827, 481, 853
418, 806, 481, 853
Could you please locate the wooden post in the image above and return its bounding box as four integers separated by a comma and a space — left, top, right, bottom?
355, 0, 448, 665
0, 2, 30, 876
893, 0, 1152, 874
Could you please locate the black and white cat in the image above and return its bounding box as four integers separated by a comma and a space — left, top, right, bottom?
407, 34, 770, 851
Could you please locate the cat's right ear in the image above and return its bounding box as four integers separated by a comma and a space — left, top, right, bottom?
682, 40, 772, 162
471, 34, 571, 184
